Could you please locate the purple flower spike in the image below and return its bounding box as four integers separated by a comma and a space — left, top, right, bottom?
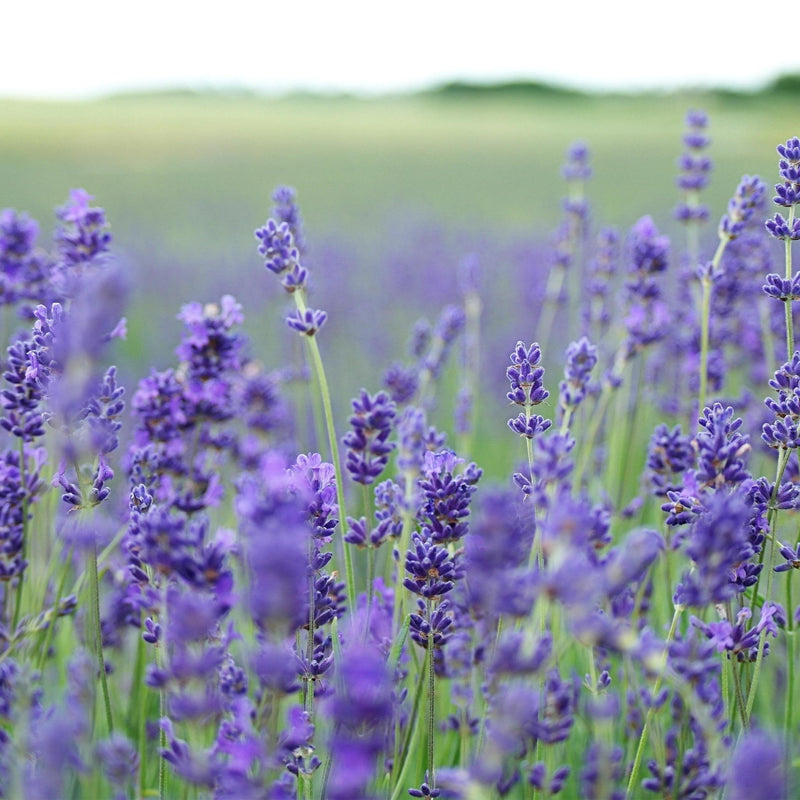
254, 218, 308, 293
766, 212, 800, 240
342, 389, 397, 485
507, 340, 551, 440
767, 137, 800, 238
507, 341, 549, 406
763, 272, 800, 301
646, 423, 694, 496
763, 355, 800, 450
508, 413, 552, 439
695, 403, 750, 489
718, 175, 766, 239
674, 109, 712, 223
404, 532, 457, 598
272, 185, 307, 256
285, 307, 327, 336
558, 336, 597, 413
675, 488, 754, 607
772, 136, 800, 206
54, 188, 112, 266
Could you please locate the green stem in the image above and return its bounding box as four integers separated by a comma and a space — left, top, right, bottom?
131, 628, 148, 800
292, 289, 354, 614
304, 536, 317, 718
731, 660, 748, 730
785, 571, 795, 756
744, 448, 790, 724
698, 275, 712, 415
12, 440, 29, 632
625, 603, 684, 799
392, 473, 418, 636
574, 377, 614, 488
697, 237, 727, 416
89, 540, 114, 734
36, 544, 74, 671
390, 645, 429, 799
426, 601, 436, 791
785, 206, 796, 361
363, 483, 374, 638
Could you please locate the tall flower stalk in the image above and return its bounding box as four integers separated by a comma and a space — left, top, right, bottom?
255, 199, 355, 611
697, 175, 766, 414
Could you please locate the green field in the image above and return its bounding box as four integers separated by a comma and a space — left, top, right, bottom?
1, 89, 796, 250
1, 88, 795, 478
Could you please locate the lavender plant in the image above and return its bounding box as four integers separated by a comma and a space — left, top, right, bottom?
1, 121, 799, 800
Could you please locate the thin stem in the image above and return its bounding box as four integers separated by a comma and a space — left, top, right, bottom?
88, 540, 114, 735
36, 544, 74, 671
625, 602, 684, 799
426, 600, 436, 792
390, 645, 429, 798
745, 448, 790, 724
304, 535, 317, 718
363, 482, 374, 638
293, 289, 355, 615
12, 440, 29, 632
785, 206, 796, 361
131, 627, 148, 800
697, 237, 727, 415
574, 378, 614, 488
698, 274, 712, 415
784, 571, 795, 752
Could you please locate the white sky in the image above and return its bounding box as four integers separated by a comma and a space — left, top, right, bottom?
2, 1, 796, 98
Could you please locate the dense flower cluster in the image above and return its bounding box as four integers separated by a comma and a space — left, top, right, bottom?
2, 123, 800, 799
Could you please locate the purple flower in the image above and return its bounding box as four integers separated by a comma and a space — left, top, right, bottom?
675, 488, 755, 607
695, 403, 750, 489
763, 271, 800, 301
766, 212, 800, 240
770, 136, 800, 208
674, 109, 712, 223
692, 603, 782, 662
272, 185, 307, 256
719, 175, 766, 240
726, 730, 787, 800
236, 460, 311, 635
325, 642, 393, 800
421, 304, 465, 381
342, 389, 397, 485
176, 295, 244, 381
646, 423, 694, 496
254, 218, 307, 293
54, 188, 112, 266
382, 361, 419, 404
96, 733, 139, 800
409, 771, 441, 798
285, 307, 327, 336
404, 531, 458, 599
580, 743, 625, 800
562, 141, 592, 182
558, 336, 597, 413
507, 340, 551, 440
417, 449, 481, 544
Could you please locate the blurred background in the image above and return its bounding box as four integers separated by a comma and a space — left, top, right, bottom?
3, 1, 800, 472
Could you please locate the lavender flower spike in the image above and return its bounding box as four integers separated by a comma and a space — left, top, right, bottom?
254, 218, 308, 293
507, 341, 552, 440
342, 389, 397, 485
718, 175, 766, 240
558, 336, 597, 417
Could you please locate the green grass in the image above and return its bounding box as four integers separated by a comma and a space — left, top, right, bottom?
1, 90, 797, 255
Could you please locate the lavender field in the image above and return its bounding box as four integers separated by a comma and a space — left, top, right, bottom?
1, 95, 799, 799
